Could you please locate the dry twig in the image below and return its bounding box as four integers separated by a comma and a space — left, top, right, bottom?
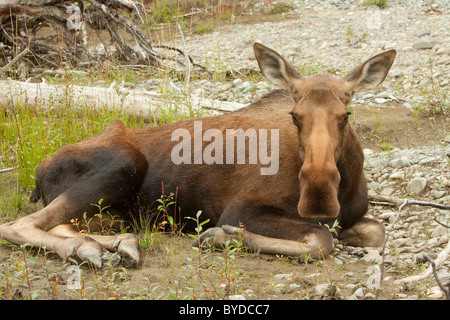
373, 195, 449, 299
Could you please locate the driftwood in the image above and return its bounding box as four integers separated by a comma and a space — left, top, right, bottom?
371, 194, 450, 300
0, 0, 188, 71
0, 78, 246, 119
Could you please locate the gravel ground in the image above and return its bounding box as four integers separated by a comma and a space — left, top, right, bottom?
152, 0, 449, 299
149, 0, 449, 108
1, 0, 447, 300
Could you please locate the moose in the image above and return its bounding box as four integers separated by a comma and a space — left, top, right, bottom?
0, 43, 396, 267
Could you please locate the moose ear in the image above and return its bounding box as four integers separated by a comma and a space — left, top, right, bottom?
344, 50, 396, 92
253, 42, 302, 88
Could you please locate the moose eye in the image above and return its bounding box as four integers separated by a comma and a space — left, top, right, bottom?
342, 112, 351, 125
289, 111, 301, 127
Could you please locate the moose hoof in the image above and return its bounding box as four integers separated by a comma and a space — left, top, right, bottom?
76, 242, 105, 268
194, 227, 223, 248
221, 225, 243, 235
117, 242, 140, 267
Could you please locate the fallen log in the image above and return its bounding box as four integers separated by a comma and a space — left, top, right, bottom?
0, 79, 246, 120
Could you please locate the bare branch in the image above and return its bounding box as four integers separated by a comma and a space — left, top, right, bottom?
369, 194, 450, 210
375, 197, 449, 299
423, 254, 450, 300
0, 48, 30, 74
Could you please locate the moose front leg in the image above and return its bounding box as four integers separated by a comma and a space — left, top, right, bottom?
198, 225, 333, 259
338, 217, 385, 247
0, 194, 140, 268
0, 195, 106, 267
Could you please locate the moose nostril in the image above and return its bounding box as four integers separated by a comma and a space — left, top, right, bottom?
298, 198, 340, 218
297, 167, 341, 218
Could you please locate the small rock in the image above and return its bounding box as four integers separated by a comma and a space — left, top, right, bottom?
432, 190, 446, 199
427, 287, 443, 299
431, 225, 447, 238
232, 78, 243, 87
314, 284, 329, 296
408, 177, 427, 194
378, 212, 396, 221
363, 250, 382, 263
389, 172, 404, 179
381, 188, 394, 196
392, 238, 408, 248
413, 40, 438, 50
229, 294, 246, 300
389, 157, 411, 168
364, 293, 376, 300
354, 288, 364, 298
273, 273, 293, 281
374, 98, 387, 104
414, 252, 438, 264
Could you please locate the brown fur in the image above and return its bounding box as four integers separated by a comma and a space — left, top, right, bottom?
0, 44, 396, 266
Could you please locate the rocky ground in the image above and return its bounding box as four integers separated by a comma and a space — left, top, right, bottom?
1, 0, 448, 300
153, 0, 449, 300
150, 0, 449, 111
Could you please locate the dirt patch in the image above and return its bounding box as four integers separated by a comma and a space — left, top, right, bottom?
353, 103, 448, 151
0, 232, 386, 300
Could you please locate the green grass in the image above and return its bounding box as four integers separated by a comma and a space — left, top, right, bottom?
363, 0, 388, 8
0, 98, 149, 191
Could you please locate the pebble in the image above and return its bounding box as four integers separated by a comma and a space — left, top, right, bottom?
354, 288, 364, 299
408, 177, 427, 194
273, 273, 293, 281
389, 157, 411, 169
314, 284, 329, 296
362, 250, 382, 264
431, 225, 448, 238
413, 40, 439, 50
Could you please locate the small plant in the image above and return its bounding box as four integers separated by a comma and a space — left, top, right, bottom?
320, 219, 341, 237
363, 0, 388, 8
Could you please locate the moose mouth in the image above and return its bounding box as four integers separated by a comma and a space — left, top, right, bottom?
297, 164, 341, 218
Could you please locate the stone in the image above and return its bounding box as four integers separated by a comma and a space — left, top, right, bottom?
408, 177, 427, 194
362, 250, 382, 264
389, 157, 411, 168
354, 288, 364, 298
413, 40, 439, 50
232, 78, 243, 87
314, 284, 329, 296
273, 273, 293, 281
381, 188, 394, 196
431, 225, 447, 238
392, 238, 408, 248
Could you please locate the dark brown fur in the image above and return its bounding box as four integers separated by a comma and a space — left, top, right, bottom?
1, 44, 396, 265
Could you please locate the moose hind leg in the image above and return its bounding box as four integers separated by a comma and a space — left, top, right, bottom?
338, 217, 385, 247
1, 143, 147, 267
